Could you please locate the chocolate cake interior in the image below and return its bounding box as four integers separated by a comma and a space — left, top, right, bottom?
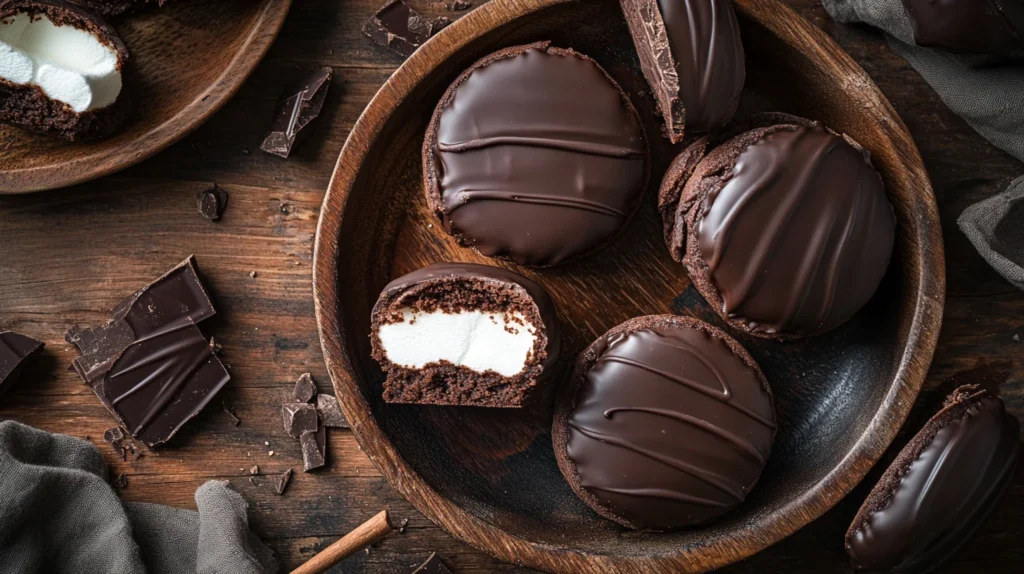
371, 274, 550, 408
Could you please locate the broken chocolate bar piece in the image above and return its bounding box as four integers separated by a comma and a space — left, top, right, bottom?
196, 185, 228, 222
316, 394, 349, 429
260, 67, 332, 158
0, 330, 44, 398
282, 402, 318, 438
300, 424, 326, 472
66, 256, 215, 383
363, 0, 451, 57
103, 426, 127, 460
273, 468, 292, 495
292, 372, 317, 403
411, 553, 453, 574
90, 319, 230, 448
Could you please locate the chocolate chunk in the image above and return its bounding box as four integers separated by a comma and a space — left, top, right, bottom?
66, 256, 215, 382
103, 427, 127, 460
196, 185, 229, 221
447, 1, 470, 10
370, 263, 561, 407
300, 424, 326, 472
363, 0, 451, 57
620, 0, 744, 141
410, 553, 452, 574
111, 473, 128, 489
660, 116, 895, 339
0, 330, 44, 398
273, 468, 292, 495
282, 402, 319, 438
223, 403, 241, 426
553, 315, 776, 530
261, 67, 332, 158
292, 372, 318, 403
424, 42, 648, 266
249, 465, 259, 476
90, 319, 230, 448
901, 0, 1024, 55
316, 394, 349, 428
846, 386, 1020, 572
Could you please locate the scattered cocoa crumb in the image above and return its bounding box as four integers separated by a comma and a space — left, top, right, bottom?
104, 427, 126, 461
399, 518, 409, 533
447, 0, 471, 10
249, 271, 258, 278
250, 465, 259, 476
112, 473, 128, 489
268, 450, 275, 457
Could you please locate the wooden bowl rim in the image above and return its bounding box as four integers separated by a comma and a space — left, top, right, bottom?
0, 0, 293, 194
313, 0, 946, 571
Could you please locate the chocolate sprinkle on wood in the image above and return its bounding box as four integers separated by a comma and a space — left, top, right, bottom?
363, 0, 451, 57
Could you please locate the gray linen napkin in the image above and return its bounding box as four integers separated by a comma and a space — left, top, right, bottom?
822, 0, 1024, 289
0, 420, 278, 574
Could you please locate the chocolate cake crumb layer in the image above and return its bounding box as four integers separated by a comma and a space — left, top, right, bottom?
620, 0, 745, 142
846, 385, 1020, 572
370, 263, 560, 408
0, 0, 131, 140
423, 42, 649, 267
553, 315, 776, 530
659, 114, 895, 339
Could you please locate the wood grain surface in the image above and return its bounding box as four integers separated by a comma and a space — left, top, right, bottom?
0, 1, 1021, 572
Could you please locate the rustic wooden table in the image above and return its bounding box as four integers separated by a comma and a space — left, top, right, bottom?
1, 1, 1021, 572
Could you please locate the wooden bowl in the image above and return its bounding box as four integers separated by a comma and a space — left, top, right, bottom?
0, 0, 291, 194
313, 0, 945, 571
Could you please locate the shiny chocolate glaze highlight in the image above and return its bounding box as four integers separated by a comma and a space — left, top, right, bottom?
697, 125, 895, 336
847, 391, 1020, 572
427, 43, 648, 267
564, 321, 775, 530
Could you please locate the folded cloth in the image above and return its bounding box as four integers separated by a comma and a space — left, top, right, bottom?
822, 0, 1024, 164
0, 421, 278, 574
958, 176, 1024, 290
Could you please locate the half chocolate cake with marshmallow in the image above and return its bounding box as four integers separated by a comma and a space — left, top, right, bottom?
370, 263, 561, 408
0, 0, 130, 139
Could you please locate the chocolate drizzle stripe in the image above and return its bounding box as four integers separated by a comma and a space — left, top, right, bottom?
599, 355, 776, 428
697, 0, 716, 107
569, 421, 746, 499
604, 407, 766, 464
586, 485, 731, 507
443, 190, 629, 218
437, 136, 645, 158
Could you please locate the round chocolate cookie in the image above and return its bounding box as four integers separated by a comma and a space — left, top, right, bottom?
846, 385, 1020, 573
552, 315, 776, 531
659, 115, 895, 339
423, 41, 649, 267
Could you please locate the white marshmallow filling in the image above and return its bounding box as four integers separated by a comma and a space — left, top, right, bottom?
0, 13, 121, 113
377, 308, 539, 378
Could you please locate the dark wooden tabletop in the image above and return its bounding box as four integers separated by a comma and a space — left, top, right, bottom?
1, 1, 1021, 572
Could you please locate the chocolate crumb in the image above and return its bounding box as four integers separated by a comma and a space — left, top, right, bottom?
399, 518, 409, 533
112, 473, 128, 489
249, 476, 258, 486
447, 0, 471, 10
196, 185, 228, 221
104, 427, 127, 461
250, 465, 259, 476
249, 271, 257, 278
274, 468, 293, 495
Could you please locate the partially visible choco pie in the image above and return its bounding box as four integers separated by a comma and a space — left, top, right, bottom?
620, 0, 745, 142
659, 114, 895, 339
846, 385, 1020, 572
370, 263, 560, 408
553, 315, 776, 530
424, 41, 649, 267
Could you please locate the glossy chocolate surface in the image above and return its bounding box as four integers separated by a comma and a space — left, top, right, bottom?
697, 125, 895, 336
848, 393, 1020, 572
565, 325, 775, 530
432, 46, 647, 266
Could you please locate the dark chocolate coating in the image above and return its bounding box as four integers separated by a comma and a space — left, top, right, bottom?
697, 124, 895, 337
425, 43, 648, 267
847, 389, 1020, 572
901, 0, 1024, 55
658, 0, 744, 132
561, 316, 775, 530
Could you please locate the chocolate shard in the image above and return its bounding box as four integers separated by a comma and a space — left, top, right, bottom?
0, 330, 44, 398
316, 394, 349, 428
90, 318, 231, 448
196, 185, 229, 221
619, 0, 745, 141
223, 403, 241, 426
260, 67, 332, 158
292, 372, 318, 403
103, 426, 127, 460
66, 256, 215, 383
273, 468, 293, 495
300, 424, 326, 472
447, 1, 471, 11
410, 553, 453, 574
363, 0, 451, 57
282, 402, 319, 439
112, 473, 128, 489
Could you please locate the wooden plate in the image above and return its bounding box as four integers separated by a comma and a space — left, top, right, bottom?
0, 0, 291, 194
313, 0, 945, 571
